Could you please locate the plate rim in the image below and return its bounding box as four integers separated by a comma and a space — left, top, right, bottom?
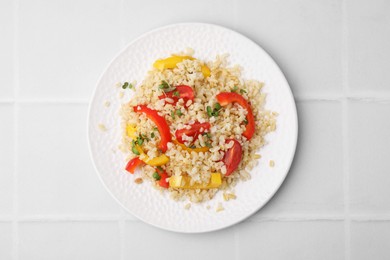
87, 22, 299, 233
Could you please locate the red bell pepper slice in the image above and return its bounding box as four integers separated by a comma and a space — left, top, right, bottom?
125, 157, 144, 174
133, 105, 171, 152
158, 85, 195, 107
216, 92, 255, 140
222, 139, 242, 176
158, 172, 170, 188
175, 121, 211, 144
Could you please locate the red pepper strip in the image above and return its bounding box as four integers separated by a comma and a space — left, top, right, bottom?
223, 139, 243, 176
159, 172, 170, 188
216, 92, 255, 140
133, 105, 171, 152
158, 85, 195, 107
125, 157, 144, 174
175, 121, 211, 144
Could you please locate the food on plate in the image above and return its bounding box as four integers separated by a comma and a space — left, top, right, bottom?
120, 50, 276, 202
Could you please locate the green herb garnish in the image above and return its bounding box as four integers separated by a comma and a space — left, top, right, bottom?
122, 82, 129, 89
214, 103, 221, 110
173, 91, 180, 97
243, 118, 248, 125
158, 80, 170, 90
151, 132, 155, 138
206, 106, 213, 117
152, 172, 161, 180
205, 141, 212, 148
231, 86, 239, 92
157, 166, 163, 171
176, 109, 183, 117
240, 89, 247, 94
171, 111, 175, 119
131, 140, 140, 155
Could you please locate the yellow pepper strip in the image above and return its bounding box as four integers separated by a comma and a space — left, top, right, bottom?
172, 139, 209, 153
153, 55, 211, 78
126, 124, 137, 139
169, 173, 222, 189
201, 65, 211, 78
153, 55, 194, 70
134, 144, 169, 166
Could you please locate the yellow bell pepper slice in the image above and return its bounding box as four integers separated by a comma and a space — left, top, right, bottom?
135, 145, 169, 166
153, 55, 194, 70
201, 65, 211, 78
172, 139, 209, 153
169, 173, 222, 189
144, 154, 169, 166
126, 124, 137, 139
153, 55, 211, 78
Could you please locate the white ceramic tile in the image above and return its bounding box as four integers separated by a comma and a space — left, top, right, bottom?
349, 102, 390, 214
351, 221, 390, 260
237, 221, 344, 260
123, 0, 237, 44
18, 0, 122, 100
18, 104, 121, 216
19, 222, 120, 260
0, 223, 13, 260
236, 0, 342, 97
0, 104, 14, 215
0, 0, 14, 99
347, 0, 390, 94
252, 101, 343, 218
124, 221, 235, 260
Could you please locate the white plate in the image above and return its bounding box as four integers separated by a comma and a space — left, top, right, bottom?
88, 23, 298, 233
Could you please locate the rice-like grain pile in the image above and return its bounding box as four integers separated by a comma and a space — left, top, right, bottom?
120, 51, 276, 203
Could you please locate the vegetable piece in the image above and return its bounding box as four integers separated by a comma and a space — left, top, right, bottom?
145, 154, 170, 166
206, 106, 212, 117
152, 172, 161, 180
134, 144, 169, 166
153, 55, 210, 78
133, 105, 171, 152
126, 124, 137, 139
222, 139, 243, 176
169, 173, 222, 189
158, 85, 195, 107
122, 82, 129, 89
159, 172, 170, 188
216, 92, 255, 140
158, 80, 170, 90
125, 157, 144, 174
201, 65, 211, 78
131, 141, 141, 155
172, 139, 209, 153
175, 121, 211, 144
153, 55, 194, 70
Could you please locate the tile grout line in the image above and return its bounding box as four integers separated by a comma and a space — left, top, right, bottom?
342, 0, 351, 259
12, 0, 20, 259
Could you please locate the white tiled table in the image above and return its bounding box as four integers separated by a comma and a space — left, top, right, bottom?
1, 0, 389, 259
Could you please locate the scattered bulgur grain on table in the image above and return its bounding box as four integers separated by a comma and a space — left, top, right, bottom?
269, 160, 275, 167
134, 178, 143, 184
98, 123, 107, 131
216, 202, 224, 212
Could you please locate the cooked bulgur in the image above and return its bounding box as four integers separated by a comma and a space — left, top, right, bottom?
120, 51, 276, 203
